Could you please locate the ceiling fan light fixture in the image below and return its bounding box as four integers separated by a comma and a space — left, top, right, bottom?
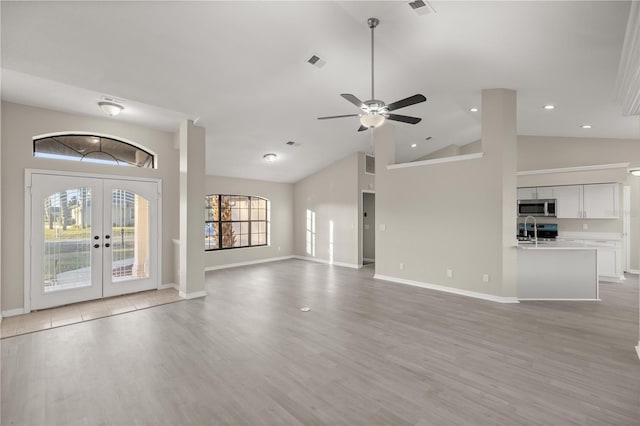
98, 101, 124, 116
360, 113, 385, 128
263, 153, 277, 162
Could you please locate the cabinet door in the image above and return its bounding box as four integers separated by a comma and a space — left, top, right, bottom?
597, 248, 617, 276
554, 185, 583, 218
517, 187, 537, 200
535, 187, 555, 199
583, 183, 619, 219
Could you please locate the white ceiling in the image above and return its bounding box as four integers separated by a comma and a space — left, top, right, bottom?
1, 1, 637, 183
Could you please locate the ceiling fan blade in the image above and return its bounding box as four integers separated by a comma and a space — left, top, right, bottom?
357, 125, 368, 132
341, 94, 365, 109
317, 114, 360, 120
386, 94, 427, 112
385, 113, 422, 124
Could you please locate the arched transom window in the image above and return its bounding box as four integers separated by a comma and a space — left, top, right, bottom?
33, 134, 155, 168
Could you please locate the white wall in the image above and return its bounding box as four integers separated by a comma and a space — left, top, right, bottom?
204, 175, 293, 268
293, 152, 359, 267
1, 102, 179, 312
374, 89, 518, 300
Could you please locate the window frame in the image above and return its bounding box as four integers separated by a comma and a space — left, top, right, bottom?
205, 194, 269, 251
33, 133, 156, 169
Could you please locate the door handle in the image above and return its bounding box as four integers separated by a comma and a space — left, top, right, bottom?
93, 244, 100, 249
94, 235, 100, 240
104, 243, 110, 248
105, 235, 111, 239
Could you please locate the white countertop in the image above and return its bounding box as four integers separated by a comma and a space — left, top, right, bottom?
517, 241, 598, 250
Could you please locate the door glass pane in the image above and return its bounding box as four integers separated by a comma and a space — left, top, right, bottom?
42, 188, 92, 293
111, 189, 149, 282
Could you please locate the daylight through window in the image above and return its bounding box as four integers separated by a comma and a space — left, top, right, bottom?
205, 195, 269, 251
33, 134, 155, 168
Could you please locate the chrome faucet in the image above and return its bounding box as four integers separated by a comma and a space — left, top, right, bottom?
523, 215, 538, 246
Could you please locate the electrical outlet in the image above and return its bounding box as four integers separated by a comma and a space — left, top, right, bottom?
446, 268, 453, 278
582, 223, 588, 231
399, 263, 404, 271
483, 274, 490, 283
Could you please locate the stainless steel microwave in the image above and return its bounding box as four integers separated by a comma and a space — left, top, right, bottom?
517, 199, 557, 217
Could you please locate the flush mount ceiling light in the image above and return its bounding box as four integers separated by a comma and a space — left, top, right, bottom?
543, 104, 555, 110
263, 153, 277, 162
631, 170, 640, 177
580, 124, 592, 129
98, 101, 124, 116
469, 107, 479, 112
411, 143, 417, 148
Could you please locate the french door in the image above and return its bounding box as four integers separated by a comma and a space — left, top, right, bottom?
29, 173, 159, 310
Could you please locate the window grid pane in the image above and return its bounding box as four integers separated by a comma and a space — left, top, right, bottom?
206, 195, 269, 251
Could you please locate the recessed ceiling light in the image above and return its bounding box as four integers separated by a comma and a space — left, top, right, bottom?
580, 124, 592, 129
543, 104, 555, 110
411, 143, 417, 148
263, 153, 277, 162
469, 107, 479, 112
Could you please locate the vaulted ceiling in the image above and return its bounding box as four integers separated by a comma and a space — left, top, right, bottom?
1, 1, 636, 182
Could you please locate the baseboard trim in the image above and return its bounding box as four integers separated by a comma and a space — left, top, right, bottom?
518, 298, 601, 302
373, 274, 519, 304
626, 269, 640, 275
294, 256, 361, 269
205, 256, 294, 272
363, 257, 375, 262
1, 308, 26, 318
158, 283, 178, 290
599, 275, 625, 284
178, 290, 207, 300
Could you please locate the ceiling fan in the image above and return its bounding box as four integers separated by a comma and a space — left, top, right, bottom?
318, 17, 427, 132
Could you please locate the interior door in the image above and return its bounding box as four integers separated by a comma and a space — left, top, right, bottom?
30, 174, 159, 310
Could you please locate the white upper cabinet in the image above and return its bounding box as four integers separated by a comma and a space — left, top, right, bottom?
517, 187, 537, 200
583, 183, 619, 219
535, 187, 555, 199
517, 183, 620, 219
553, 185, 583, 219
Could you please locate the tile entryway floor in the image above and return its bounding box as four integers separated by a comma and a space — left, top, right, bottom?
1, 288, 182, 338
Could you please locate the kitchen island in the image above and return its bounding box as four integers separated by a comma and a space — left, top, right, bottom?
517, 242, 598, 300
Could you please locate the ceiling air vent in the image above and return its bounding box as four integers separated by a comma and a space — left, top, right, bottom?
307, 54, 326, 69
286, 140, 301, 147
408, 0, 436, 16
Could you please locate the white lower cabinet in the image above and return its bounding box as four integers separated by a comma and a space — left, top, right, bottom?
588, 240, 623, 281
597, 248, 617, 277
556, 238, 624, 282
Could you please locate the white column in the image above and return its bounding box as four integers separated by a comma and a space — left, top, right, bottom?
481, 89, 518, 298
178, 120, 206, 299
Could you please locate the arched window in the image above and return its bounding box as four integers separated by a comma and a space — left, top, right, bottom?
33, 134, 155, 168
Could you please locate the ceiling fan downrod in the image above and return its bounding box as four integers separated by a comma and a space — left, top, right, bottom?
368, 17, 379, 101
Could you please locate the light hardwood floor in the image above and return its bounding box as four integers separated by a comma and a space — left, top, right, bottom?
2, 259, 639, 425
